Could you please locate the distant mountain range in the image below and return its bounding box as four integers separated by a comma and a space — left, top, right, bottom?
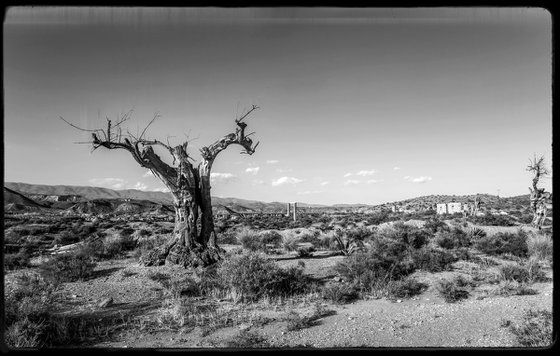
3, 182, 328, 213
4, 182, 534, 214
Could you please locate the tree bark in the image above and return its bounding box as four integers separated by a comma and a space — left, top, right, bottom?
62, 106, 259, 269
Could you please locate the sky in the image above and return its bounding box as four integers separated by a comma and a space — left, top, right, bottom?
3, 7, 553, 205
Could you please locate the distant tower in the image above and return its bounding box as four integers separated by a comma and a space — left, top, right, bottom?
292, 202, 297, 221
286, 203, 291, 217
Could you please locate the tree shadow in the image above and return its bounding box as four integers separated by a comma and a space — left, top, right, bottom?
49, 300, 161, 346
89, 267, 124, 280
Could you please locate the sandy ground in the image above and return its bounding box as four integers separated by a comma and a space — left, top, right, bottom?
6, 244, 552, 350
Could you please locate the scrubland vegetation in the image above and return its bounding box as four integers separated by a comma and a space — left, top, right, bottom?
3, 209, 553, 348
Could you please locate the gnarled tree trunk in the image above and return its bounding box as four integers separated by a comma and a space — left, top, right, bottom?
62, 106, 260, 268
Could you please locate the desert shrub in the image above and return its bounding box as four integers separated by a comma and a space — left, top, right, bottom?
436, 279, 470, 303
226, 330, 270, 348
468, 213, 515, 226
238, 228, 266, 252
331, 229, 364, 256
321, 282, 359, 304
138, 229, 151, 237
499, 259, 547, 284
435, 227, 471, 249
285, 304, 334, 331
333, 246, 415, 294
282, 234, 300, 252
376, 223, 430, 249
218, 229, 240, 245
467, 227, 487, 241
84, 234, 136, 260
159, 276, 202, 298
4, 273, 57, 347
39, 249, 97, 285
259, 230, 283, 247
296, 246, 315, 258
411, 247, 457, 272
345, 226, 373, 242
216, 252, 314, 302
423, 218, 450, 234
494, 280, 539, 297
4, 248, 32, 270
474, 230, 528, 257
364, 211, 393, 225
386, 277, 428, 300
527, 232, 553, 263
510, 309, 552, 347
53, 231, 80, 246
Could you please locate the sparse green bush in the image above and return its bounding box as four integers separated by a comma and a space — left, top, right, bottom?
238, 228, 266, 252
216, 252, 314, 302
4, 273, 56, 347
435, 227, 471, 249
285, 304, 334, 331
39, 249, 97, 285
386, 277, 428, 300
226, 330, 270, 348
527, 232, 553, 263
321, 282, 359, 304
499, 259, 547, 284
436, 278, 470, 303
411, 247, 457, 272
333, 245, 415, 294
4, 248, 32, 270
376, 223, 430, 249
297, 246, 315, 258
474, 230, 528, 257
218, 229, 240, 245
259, 230, 283, 247
53, 231, 80, 246
282, 234, 300, 252
423, 218, 450, 234
510, 309, 552, 347
468, 212, 516, 226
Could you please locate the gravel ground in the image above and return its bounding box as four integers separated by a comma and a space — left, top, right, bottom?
6, 250, 553, 349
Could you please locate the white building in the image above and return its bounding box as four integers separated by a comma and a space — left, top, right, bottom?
436, 202, 467, 215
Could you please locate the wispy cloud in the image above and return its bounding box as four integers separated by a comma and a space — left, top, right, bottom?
320, 181, 329, 186
142, 171, 155, 178
393, 166, 401, 170
344, 169, 376, 177
276, 168, 293, 173
344, 179, 360, 186
245, 167, 260, 175
404, 176, 433, 183
210, 172, 237, 184
88, 178, 127, 189
367, 179, 383, 184
133, 182, 148, 191
272, 176, 304, 186
266, 160, 279, 164
252, 179, 265, 185
297, 190, 324, 195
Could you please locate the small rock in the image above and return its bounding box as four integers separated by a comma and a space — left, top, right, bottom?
98, 297, 113, 308
396, 299, 402, 303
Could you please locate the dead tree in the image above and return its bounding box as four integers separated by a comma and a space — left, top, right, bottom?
61, 106, 260, 268
526, 155, 552, 229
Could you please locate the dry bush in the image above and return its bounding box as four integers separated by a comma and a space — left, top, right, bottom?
510, 309, 553, 347
526, 232, 553, 264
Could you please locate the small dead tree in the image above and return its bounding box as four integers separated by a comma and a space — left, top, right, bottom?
526, 155, 552, 229
61, 106, 260, 268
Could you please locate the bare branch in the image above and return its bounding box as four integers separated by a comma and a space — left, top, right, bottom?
235, 105, 259, 124
139, 112, 161, 141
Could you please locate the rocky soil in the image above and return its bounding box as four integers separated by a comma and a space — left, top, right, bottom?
6, 245, 552, 350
